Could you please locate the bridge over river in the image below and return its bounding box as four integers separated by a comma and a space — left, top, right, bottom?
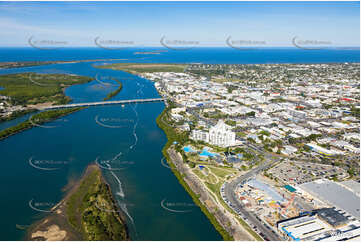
39, 98, 165, 110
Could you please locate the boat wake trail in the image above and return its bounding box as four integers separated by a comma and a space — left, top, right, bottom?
103, 157, 138, 238
129, 81, 144, 151
101, 158, 125, 198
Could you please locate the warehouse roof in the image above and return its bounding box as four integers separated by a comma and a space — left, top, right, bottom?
300, 179, 360, 219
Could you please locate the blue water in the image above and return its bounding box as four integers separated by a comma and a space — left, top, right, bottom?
0, 60, 222, 241
0, 47, 358, 241
0, 47, 359, 64
199, 148, 216, 157
183, 146, 195, 153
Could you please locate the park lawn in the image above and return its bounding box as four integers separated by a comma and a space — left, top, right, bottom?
207, 173, 218, 184
208, 166, 237, 179
192, 168, 207, 180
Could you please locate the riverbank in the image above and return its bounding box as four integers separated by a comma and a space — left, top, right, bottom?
27, 164, 129, 241
0, 59, 128, 69
156, 104, 233, 241
103, 79, 123, 101
0, 107, 84, 140
0, 108, 36, 122
0, 73, 93, 106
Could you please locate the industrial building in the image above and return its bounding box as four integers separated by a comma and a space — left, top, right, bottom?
278, 208, 360, 241
298, 179, 360, 220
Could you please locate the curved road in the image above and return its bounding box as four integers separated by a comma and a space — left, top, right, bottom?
223, 149, 283, 241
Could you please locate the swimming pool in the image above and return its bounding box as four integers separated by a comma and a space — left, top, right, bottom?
199, 148, 216, 157
183, 146, 195, 152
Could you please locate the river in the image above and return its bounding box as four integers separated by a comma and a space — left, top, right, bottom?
0, 60, 222, 241
0, 47, 359, 240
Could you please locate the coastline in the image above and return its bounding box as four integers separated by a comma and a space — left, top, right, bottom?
0, 58, 128, 69
26, 163, 129, 241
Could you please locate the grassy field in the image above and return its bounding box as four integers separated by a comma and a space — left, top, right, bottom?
0, 73, 92, 105
96, 63, 187, 74
207, 166, 237, 179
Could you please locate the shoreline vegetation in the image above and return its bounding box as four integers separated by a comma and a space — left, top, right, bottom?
0, 107, 84, 140
156, 103, 234, 241
27, 164, 129, 241
95, 63, 187, 74
0, 59, 128, 69
0, 108, 36, 122
0, 72, 93, 106
0, 72, 94, 139
103, 79, 123, 101
98, 62, 235, 240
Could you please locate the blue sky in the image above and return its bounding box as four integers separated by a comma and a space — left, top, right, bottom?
0, 1, 359, 47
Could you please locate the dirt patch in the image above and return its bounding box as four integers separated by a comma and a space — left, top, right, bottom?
31, 225, 67, 241
26, 165, 100, 241
27, 102, 55, 109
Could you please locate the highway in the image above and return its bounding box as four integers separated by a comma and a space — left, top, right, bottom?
38, 98, 165, 110
222, 145, 283, 241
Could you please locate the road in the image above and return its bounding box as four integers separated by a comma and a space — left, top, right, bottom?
223, 147, 283, 241
38, 98, 165, 110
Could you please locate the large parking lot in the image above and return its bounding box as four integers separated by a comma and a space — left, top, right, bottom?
268, 160, 348, 185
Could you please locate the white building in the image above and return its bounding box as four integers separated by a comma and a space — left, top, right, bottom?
289, 109, 307, 119
209, 120, 236, 147
191, 129, 209, 143
191, 120, 236, 147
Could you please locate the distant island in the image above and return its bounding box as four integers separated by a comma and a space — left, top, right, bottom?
27, 164, 129, 241
95, 63, 186, 74
134, 51, 161, 55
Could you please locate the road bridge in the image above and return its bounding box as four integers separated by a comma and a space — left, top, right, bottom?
39, 98, 165, 110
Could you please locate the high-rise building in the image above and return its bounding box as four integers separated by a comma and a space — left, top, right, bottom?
209, 120, 236, 147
